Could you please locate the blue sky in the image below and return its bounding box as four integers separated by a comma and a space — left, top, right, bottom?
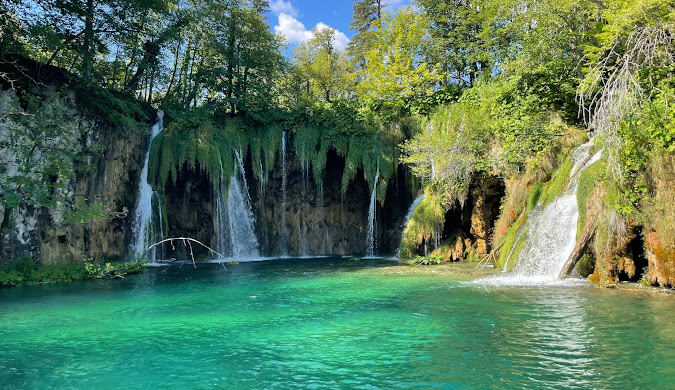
267, 0, 411, 51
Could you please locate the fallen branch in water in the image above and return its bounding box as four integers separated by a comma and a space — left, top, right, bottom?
142, 237, 228, 269
475, 241, 504, 271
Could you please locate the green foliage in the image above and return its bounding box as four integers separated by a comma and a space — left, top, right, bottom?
577, 160, 606, 234
399, 189, 445, 260
74, 85, 150, 133
85, 262, 114, 279
62, 198, 112, 225
151, 102, 403, 201
1, 91, 78, 210
0, 256, 87, 286
402, 76, 565, 205
357, 7, 441, 110
293, 26, 354, 103
0, 256, 146, 287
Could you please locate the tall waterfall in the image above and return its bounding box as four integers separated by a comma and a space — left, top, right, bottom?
280, 130, 288, 255
486, 140, 601, 285
365, 162, 380, 257
214, 154, 260, 258
213, 160, 230, 256
131, 110, 164, 260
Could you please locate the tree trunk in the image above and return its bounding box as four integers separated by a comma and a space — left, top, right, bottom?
558, 219, 596, 279
82, 0, 95, 83
166, 41, 181, 96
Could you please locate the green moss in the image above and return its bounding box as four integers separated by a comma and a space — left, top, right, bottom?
495, 217, 529, 270
149, 105, 403, 207
399, 188, 445, 260
577, 159, 606, 235
541, 158, 573, 206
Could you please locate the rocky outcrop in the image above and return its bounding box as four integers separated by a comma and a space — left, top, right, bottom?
0, 87, 148, 264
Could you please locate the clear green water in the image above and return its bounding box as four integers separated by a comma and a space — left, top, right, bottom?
1, 258, 674, 389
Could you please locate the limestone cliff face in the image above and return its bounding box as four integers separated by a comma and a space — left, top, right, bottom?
38, 121, 147, 263
0, 87, 148, 264
162, 135, 415, 258
251, 145, 415, 257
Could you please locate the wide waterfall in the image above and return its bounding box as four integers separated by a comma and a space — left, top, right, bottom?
131, 110, 165, 260
214, 154, 260, 259
365, 162, 380, 257
484, 140, 602, 285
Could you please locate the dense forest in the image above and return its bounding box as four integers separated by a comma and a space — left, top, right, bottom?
1, 0, 674, 286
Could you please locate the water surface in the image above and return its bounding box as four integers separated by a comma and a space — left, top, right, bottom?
1, 258, 673, 389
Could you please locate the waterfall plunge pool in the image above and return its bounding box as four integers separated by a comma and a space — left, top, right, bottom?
1, 257, 673, 389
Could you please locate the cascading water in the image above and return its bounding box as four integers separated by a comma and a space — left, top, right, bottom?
365, 162, 380, 257
226, 161, 260, 258
280, 130, 288, 255
131, 110, 164, 260
402, 194, 425, 231
214, 154, 260, 258
213, 159, 231, 256
396, 194, 425, 258
234, 149, 252, 206
483, 140, 602, 285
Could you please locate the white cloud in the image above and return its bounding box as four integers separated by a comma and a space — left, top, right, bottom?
274, 13, 351, 52
314, 22, 350, 52
274, 13, 313, 43
269, 0, 299, 17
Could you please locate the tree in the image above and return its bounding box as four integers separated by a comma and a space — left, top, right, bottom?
415, 0, 493, 87
9, 0, 172, 84
357, 8, 440, 108
293, 26, 353, 103
348, 0, 387, 68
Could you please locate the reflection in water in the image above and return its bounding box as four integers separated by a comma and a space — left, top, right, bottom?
0, 260, 673, 389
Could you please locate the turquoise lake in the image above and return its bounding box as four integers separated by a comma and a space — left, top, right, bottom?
1, 258, 674, 389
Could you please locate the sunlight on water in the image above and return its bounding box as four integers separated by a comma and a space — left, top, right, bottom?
0, 258, 673, 389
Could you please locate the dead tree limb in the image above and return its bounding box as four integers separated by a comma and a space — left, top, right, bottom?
558, 218, 597, 279
475, 241, 505, 270
141, 237, 228, 269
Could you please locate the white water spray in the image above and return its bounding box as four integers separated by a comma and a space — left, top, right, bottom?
226, 161, 260, 258
480, 140, 602, 285
396, 194, 425, 258
365, 162, 380, 257
131, 110, 164, 260
280, 130, 288, 255
214, 154, 260, 258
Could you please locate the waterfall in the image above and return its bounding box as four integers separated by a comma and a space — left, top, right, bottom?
300, 141, 308, 256
234, 149, 251, 206
280, 130, 288, 255
131, 110, 164, 260
213, 159, 230, 256
396, 194, 425, 258
365, 162, 380, 257
214, 154, 260, 258
402, 194, 425, 232
226, 160, 260, 258
484, 140, 602, 285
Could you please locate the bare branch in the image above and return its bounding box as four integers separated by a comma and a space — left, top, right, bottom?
577, 26, 674, 179
141, 237, 229, 269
